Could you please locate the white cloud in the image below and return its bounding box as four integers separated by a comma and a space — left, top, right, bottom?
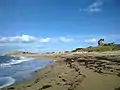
89, 0, 102, 8
19, 34, 37, 42
0, 35, 75, 43
80, 0, 103, 12
0, 34, 37, 43
59, 37, 74, 42
84, 38, 97, 43
39, 38, 51, 43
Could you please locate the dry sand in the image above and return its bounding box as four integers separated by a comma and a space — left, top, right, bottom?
2, 51, 120, 90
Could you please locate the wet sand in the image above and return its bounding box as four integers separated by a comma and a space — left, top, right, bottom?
2, 51, 120, 90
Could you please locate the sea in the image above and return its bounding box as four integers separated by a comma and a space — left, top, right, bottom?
0, 56, 52, 89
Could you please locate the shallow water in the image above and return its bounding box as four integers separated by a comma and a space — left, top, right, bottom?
0, 56, 52, 89
0, 77, 15, 89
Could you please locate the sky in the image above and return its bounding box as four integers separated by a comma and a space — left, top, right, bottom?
0, 0, 120, 54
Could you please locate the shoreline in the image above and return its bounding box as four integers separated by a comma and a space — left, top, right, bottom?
2, 51, 120, 90
0, 55, 54, 90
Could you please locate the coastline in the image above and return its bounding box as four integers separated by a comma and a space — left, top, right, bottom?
2, 51, 120, 90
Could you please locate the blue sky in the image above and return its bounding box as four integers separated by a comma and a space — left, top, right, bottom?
0, 0, 120, 53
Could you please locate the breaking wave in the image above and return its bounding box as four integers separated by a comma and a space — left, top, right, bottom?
0, 77, 15, 89
0, 57, 34, 67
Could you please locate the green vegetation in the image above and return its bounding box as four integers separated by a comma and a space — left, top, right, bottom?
72, 44, 120, 52
72, 39, 120, 52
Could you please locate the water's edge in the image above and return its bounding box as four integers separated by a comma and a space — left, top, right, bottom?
0, 56, 54, 89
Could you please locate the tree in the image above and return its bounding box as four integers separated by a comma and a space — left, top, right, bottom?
98, 39, 104, 46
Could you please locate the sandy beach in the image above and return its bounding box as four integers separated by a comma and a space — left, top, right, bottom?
2, 51, 120, 90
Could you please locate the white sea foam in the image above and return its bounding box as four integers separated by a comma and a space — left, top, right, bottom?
0, 77, 15, 89
0, 57, 34, 67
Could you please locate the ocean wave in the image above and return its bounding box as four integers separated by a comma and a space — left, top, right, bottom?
0, 77, 15, 89
0, 57, 34, 67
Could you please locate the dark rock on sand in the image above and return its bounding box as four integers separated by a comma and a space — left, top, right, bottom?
115, 87, 120, 90
39, 85, 52, 90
